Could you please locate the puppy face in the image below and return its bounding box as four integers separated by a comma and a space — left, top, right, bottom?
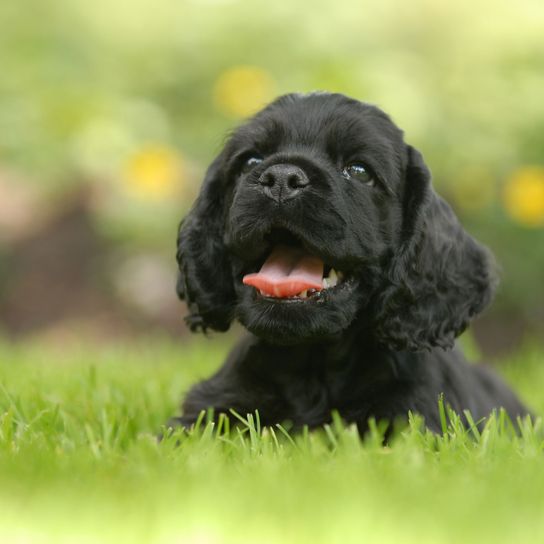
223, 94, 405, 342
177, 93, 496, 349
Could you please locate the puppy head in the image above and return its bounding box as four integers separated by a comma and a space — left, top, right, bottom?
177, 92, 497, 349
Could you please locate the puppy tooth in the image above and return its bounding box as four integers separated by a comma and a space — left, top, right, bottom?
329, 269, 338, 287
259, 290, 266, 296
322, 278, 329, 289
299, 290, 308, 298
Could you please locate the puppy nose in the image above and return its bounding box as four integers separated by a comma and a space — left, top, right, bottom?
258, 164, 309, 202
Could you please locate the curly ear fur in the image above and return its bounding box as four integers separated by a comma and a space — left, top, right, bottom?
176, 155, 235, 332
373, 145, 498, 351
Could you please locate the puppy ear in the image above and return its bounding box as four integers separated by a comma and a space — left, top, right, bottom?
176, 155, 235, 332
372, 145, 497, 351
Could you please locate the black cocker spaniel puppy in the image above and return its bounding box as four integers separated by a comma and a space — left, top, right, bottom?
173, 92, 529, 434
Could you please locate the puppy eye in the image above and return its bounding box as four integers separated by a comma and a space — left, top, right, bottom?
342, 163, 375, 187
241, 155, 263, 174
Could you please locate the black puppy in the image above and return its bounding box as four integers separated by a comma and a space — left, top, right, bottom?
173, 92, 529, 434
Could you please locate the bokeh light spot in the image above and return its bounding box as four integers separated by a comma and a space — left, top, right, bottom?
213, 65, 276, 118
502, 166, 544, 227
122, 145, 184, 201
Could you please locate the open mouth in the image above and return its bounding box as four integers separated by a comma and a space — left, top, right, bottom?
242, 230, 348, 302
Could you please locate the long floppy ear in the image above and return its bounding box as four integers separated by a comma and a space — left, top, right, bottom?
372, 145, 498, 351
176, 155, 236, 332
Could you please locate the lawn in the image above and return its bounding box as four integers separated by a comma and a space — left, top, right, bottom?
0, 337, 543, 544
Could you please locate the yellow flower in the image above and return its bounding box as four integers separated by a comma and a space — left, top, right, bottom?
503, 166, 544, 227
122, 145, 183, 201
213, 66, 276, 118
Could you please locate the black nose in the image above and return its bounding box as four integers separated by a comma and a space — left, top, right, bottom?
258, 164, 309, 202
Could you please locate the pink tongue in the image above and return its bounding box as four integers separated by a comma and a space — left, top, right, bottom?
243, 245, 324, 298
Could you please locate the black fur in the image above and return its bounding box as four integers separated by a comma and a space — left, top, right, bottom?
172, 92, 529, 434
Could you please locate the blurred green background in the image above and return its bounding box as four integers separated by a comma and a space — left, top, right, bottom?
0, 0, 543, 354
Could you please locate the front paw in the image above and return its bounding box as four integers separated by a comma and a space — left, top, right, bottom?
157, 415, 197, 442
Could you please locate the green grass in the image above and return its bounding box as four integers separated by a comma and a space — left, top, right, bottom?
0, 338, 543, 544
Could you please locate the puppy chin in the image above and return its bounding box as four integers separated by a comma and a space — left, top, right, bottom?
235, 284, 362, 345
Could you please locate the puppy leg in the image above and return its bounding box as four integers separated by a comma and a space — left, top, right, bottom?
166, 340, 265, 431
160, 378, 236, 439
